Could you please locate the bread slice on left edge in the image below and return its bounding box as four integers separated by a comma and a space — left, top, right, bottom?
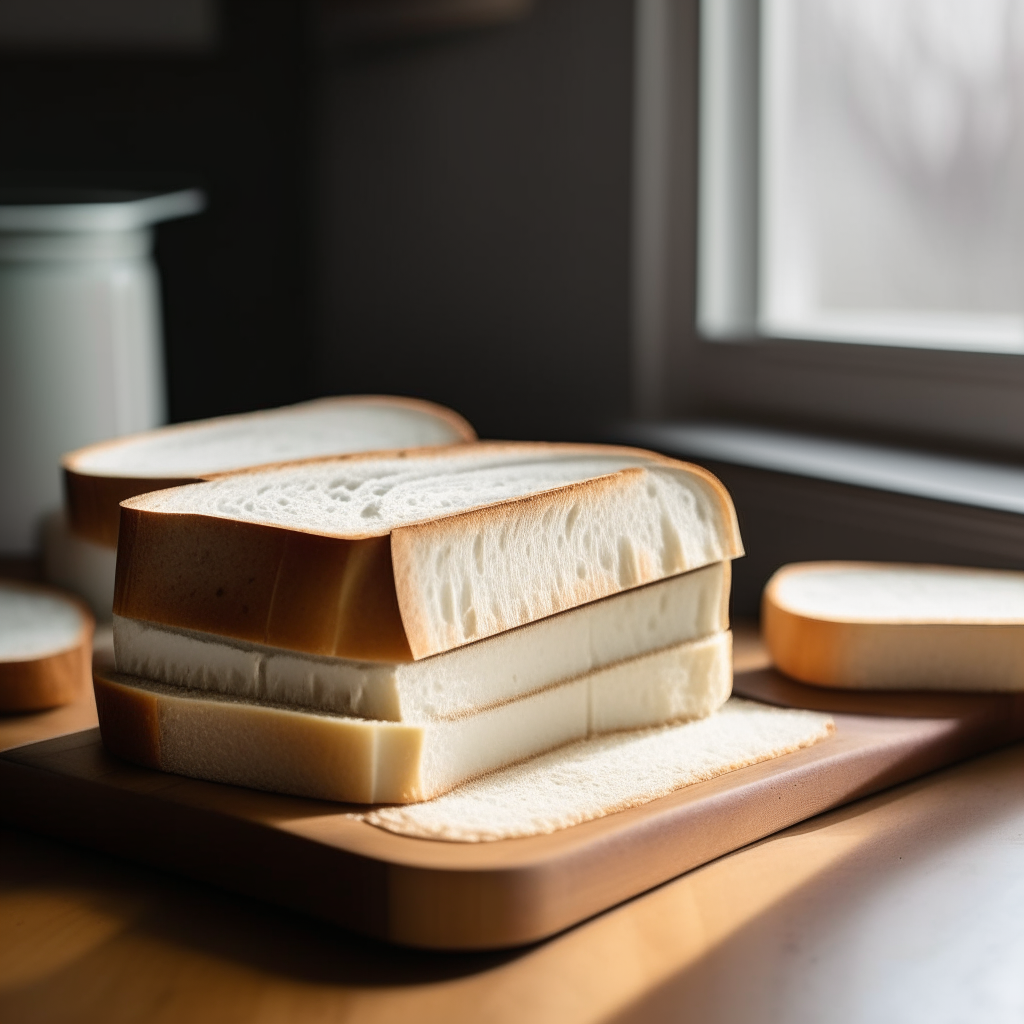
113, 442, 744, 662
1, 580, 94, 711
94, 631, 732, 804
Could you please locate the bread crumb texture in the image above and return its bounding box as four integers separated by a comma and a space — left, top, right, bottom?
360, 698, 835, 841
126, 445, 736, 544
392, 461, 737, 655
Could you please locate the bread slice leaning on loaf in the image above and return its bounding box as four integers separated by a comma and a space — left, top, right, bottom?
764, 561, 1024, 691
0, 581, 94, 711
62, 395, 476, 548
113, 442, 744, 662
95, 631, 733, 803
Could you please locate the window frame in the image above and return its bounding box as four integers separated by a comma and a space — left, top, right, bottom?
630, 0, 1024, 455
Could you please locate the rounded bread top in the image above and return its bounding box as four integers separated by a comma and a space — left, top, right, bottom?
62, 396, 477, 481
766, 561, 1024, 625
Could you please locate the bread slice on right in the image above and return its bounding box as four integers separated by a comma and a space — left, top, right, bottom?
763, 561, 1024, 691
94, 631, 732, 804
1, 580, 94, 711
114, 442, 743, 663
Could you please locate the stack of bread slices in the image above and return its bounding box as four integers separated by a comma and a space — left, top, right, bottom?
97, 442, 744, 804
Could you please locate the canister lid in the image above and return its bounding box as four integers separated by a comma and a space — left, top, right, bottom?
0, 189, 205, 232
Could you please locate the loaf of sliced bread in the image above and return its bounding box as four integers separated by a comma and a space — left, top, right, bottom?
63, 395, 476, 547
113, 561, 729, 721
113, 442, 743, 661
95, 631, 732, 803
1, 580, 94, 711
764, 561, 1024, 691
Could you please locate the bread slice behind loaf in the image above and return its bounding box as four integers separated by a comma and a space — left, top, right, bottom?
63, 395, 476, 547
764, 561, 1024, 690
0, 580, 94, 711
114, 442, 743, 661
95, 631, 732, 803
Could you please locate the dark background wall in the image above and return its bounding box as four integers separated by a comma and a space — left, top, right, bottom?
0, 0, 312, 422
0, 0, 636, 440
313, 0, 634, 439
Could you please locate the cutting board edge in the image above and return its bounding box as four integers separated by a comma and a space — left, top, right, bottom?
3, 703, 1021, 950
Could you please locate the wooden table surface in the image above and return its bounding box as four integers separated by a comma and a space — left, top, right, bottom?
3, 625, 1024, 1023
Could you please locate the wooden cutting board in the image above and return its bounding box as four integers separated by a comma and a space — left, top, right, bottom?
2, 668, 1023, 951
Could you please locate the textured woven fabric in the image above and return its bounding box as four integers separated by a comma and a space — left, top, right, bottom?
359, 698, 834, 842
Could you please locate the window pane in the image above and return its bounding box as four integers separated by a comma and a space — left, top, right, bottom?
761, 0, 1024, 352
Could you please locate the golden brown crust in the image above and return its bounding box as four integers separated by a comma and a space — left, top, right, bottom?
0, 646, 91, 712
61, 396, 477, 547
762, 561, 1024, 689
65, 470, 200, 547
93, 670, 162, 768
365, 394, 476, 444
113, 508, 412, 661
0, 582, 94, 712
762, 599, 847, 687
718, 559, 733, 626
762, 563, 863, 685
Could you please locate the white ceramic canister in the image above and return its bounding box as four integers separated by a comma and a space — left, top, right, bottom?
0, 189, 204, 556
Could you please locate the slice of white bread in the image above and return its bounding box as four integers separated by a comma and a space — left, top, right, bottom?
114, 442, 743, 662
62, 395, 476, 548
365, 699, 835, 841
113, 561, 729, 721
764, 561, 1024, 691
94, 631, 732, 803
0, 580, 94, 711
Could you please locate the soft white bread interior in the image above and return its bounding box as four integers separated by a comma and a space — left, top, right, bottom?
95, 631, 732, 803
0, 580, 94, 711
114, 442, 743, 661
62, 395, 476, 548
113, 561, 729, 721
764, 561, 1024, 691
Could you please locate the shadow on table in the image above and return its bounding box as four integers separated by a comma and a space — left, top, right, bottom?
0, 826, 526, 995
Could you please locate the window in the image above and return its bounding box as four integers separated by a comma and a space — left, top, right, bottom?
632, 0, 1024, 452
